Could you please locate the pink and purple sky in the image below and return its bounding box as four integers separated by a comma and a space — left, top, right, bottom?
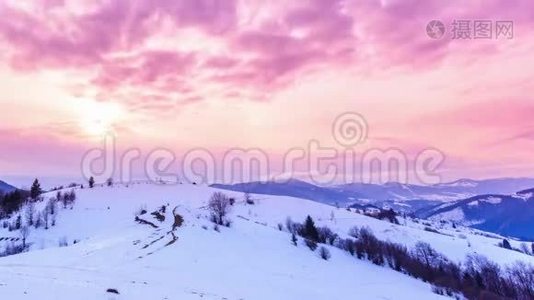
1, 0, 534, 185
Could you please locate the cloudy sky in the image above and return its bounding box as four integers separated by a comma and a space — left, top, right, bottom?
1, 0, 533, 185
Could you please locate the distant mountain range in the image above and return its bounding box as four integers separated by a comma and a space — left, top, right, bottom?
212, 179, 357, 206
416, 188, 534, 240
335, 178, 534, 202
212, 178, 534, 239
0, 180, 16, 194
211, 177, 534, 212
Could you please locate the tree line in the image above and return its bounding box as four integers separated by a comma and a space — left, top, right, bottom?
0, 179, 78, 257
286, 215, 534, 299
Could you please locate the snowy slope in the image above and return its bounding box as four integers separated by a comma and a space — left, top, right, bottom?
0, 183, 446, 299
0, 182, 532, 299
418, 189, 534, 240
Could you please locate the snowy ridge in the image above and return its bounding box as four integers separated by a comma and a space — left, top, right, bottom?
0, 180, 16, 193
417, 189, 534, 239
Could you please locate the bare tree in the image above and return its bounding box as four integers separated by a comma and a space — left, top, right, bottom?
62, 192, 68, 208
25, 203, 35, 227
34, 212, 42, 229
466, 254, 504, 295
62, 190, 76, 209
208, 192, 231, 225
51, 210, 57, 227
47, 198, 57, 216
348, 226, 360, 238
20, 226, 30, 248
413, 241, 443, 269
507, 261, 534, 298
285, 217, 295, 234
43, 209, 49, 229
318, 226, 337, 245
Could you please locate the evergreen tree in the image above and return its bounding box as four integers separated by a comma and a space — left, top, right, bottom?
502, 239, 512, 250
303, 215, 319, 242
30, 179, 42, 200
89, 176, 95, 188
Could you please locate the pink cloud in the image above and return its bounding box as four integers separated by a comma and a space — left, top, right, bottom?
202, 56, 239, 69
94, 50, 196, 89
0, 0, 533, 115
0, 0, 356, 111
0, 0, 531, 104
0, 0, 238, 70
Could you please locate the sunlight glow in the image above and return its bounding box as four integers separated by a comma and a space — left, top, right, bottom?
78, 99, 124, 137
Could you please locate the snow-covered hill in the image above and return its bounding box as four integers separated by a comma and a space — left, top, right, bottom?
417, 188, 534, 240
0, 180, 16, 194
0, 182, 533, 299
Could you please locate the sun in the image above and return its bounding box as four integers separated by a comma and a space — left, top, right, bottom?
78, 99, 124, 137
82, 117, 113, 137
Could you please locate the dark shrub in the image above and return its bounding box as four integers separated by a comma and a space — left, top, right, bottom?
319, 246, 331, 260
305, 239, 318, 251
